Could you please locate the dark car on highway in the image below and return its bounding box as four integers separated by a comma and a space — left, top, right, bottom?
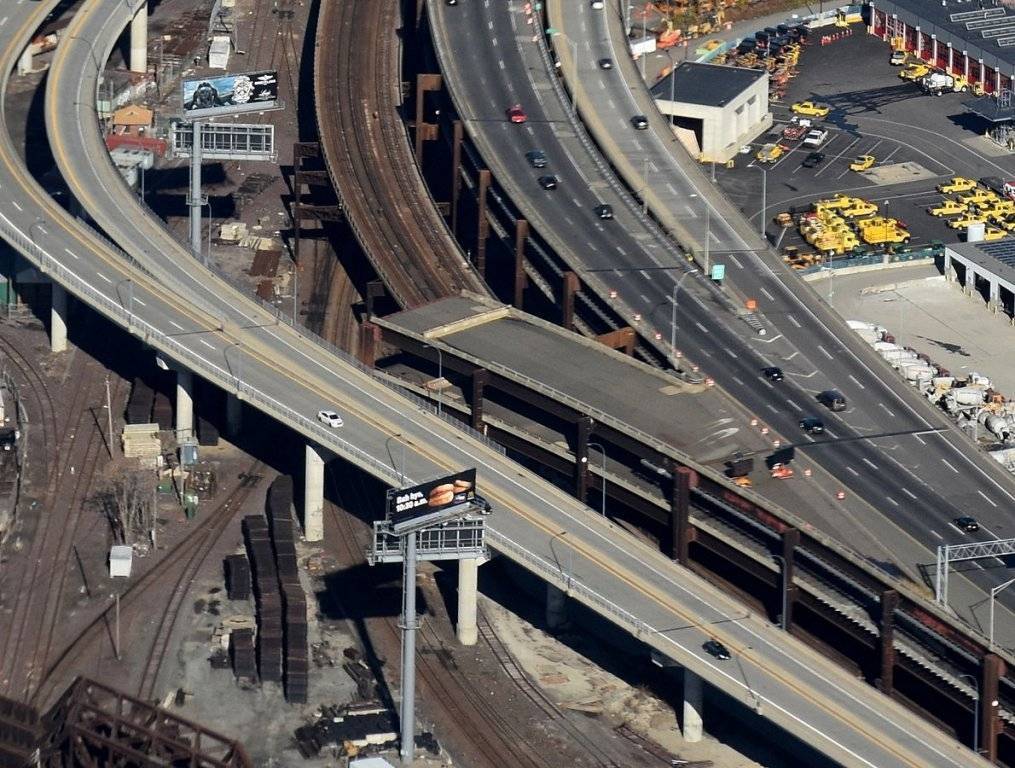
954, 516, 980, 532
594, 204, 613, 220
818, 389, 847, 411
802, 151, 826, 168
703, 639, 731, 660
763, 366, 784, 382
538, 175, 558, 190
598, 58, 613, 69
631, 115, 649, 130
526, 150, 547, 168
799, 416, 825, 435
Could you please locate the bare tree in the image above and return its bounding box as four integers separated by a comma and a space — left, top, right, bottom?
94, 463, 158, 547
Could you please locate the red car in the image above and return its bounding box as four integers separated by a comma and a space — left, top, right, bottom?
507, 104, 527, 124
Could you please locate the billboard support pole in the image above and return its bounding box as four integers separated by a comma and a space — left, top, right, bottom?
189, 121, 206, 264
399, 531, 417, 765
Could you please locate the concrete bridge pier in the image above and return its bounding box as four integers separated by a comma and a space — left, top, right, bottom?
225, 394, 242, 437
456, 556, 483, 645
175, 369, 194, 441
303, 443, 325, 542
546, 583, 568, 631
50, 283, 68, 353
682, 669, 704, 742
129, 2, 148, 74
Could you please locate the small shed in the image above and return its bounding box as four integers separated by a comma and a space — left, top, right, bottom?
109, 545, 133, 578
110, 105, 153, 136
650, 61, 772, 163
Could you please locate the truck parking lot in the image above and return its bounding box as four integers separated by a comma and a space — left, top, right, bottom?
713, 29, 1015, 257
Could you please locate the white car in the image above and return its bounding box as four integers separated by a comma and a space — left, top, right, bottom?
317, 409, 344, 428
802, 128, 829, 148
590, 0, 604, 8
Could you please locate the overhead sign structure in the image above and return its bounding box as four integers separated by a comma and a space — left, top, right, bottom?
181, 71, 279, 118
386, 468, 477, 525
170, 122, 276, 162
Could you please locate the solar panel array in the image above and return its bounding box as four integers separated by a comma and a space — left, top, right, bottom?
977, 239, 1015, 270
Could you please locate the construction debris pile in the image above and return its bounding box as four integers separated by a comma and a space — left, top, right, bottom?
293, 703, 439, 761
847, 320, 1015, 471
716, 21, 807, 101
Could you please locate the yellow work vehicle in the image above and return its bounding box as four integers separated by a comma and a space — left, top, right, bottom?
958, 189, 998, 207
937, 177, 977, 194
811, 230, 859, 255
985, 199, 1015, 216
861, 225, 910, 245
756, 143, 785, 163
983, 226, 1008, 242
929, 199, 967, 217
949, 214, 986, 230
900, 62, 931, 81
791, 100, 831, 117
813, 194, 862, 212
849, 155, 875, 172
840, 200, 878, 219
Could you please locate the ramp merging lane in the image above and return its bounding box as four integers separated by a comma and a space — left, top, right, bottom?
0, 2, 989, 765
430, 0, 1015, 609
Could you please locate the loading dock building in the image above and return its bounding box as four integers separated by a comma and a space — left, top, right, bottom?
650, 61, 771, 163
944, 240, 1015, 319
868, 0, 1015, 94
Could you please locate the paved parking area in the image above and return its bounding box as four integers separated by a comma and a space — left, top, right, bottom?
711, 30, 1015, 253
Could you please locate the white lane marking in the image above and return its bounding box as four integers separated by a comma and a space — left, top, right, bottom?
848, 374, 865, 390
786, 399, 802, 412
0, 17, 8, 26
887, 497, 898, 506
733, 376, 745, 386
930, 529, 943, 540
96, 273, 112, 284
729, 255, 743, 269
199, 339, 216, 350
978, 490, 998, 508
766, 403, 779, 414
913, 433, 925, 444
760, 287, 775, 301
498, 60, 505, 70
134, 297, 146, 306
640, 293, 650, 303
845, 466, 859, 476
11, 201, 21, 211
695, 321, 709, 333
941, 458, 959, 474
787, 314, 801, 328
724, 347, 738, 358
878, 403, 894, 417
902, 487, 917, 499
862, 457, 878, 470
64, 248, 79, 260
818, 345, 833, 360
170, 320, 185, 330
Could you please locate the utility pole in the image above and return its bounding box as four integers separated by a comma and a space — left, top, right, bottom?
105, 375, 114, 459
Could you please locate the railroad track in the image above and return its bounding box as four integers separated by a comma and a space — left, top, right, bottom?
30, 463, 264, 709
315, 0, 488, 308
0, 333, 59, 488
0, 353, 121, 701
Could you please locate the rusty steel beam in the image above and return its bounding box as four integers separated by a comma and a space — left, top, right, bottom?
359, 321, 381, 368
573, 415, 593, 503
879, 589, 899, 694
451, 120, 463, 236
596, 327, 636, 355
414, 74, 442, 163
982, 653, 1004, 761
562, 271, 579, 331
781, 528, 800, 633
671, 466, 696, 564
476, 170, 491, 277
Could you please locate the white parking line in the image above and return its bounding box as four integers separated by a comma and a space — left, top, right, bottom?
729, 255, 743, 269
761, 287, 775, 301
913, 433, 925, 444
817, 345, 833, 360
848, 374, 865, 390
941, 458, 959, 473
902, 487, 917, 499
887, 497, 899, 506
845, 466, 859, 476
787, 314, 801, 328
862, 457, 878, 470
695, 321, 709, 333
978, 490, 998, 508
878, 402, 894, 417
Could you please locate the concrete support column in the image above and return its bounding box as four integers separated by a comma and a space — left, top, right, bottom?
965, 267, 975, 296
980, 60, 986, 87
359, 320, 381, 368
944, 251, 954, 283
948, 44, 954, 73
129, 2, 148, 74
682, 670, 704, 742
932, 36, 937, 65
225, 394, 242, 437
878, 589, 898, 694
513, 219, 529, 309
981, 653, 1004, 762
997, 68, 1002, 94
964, 53, 970, 81
990, 279, 1000, 314
562, 271, 579, 331
50, 283, 68, 353
469, 368, 488, 430
175, 369, 194, 441
476, 170, 491, 277
456, 557, 480, 645
450, 120, 463, 236
17, 48, 32, 76
914, 27, 921, 58
780, 528, 800, 632
546, 583, 568, 631
304, 443, 325, 542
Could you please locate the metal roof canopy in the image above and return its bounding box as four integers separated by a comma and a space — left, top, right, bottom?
963, 93, 1015, 122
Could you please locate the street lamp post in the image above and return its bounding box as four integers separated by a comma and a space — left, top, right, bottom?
773, 554, 790, 631
664, 49, 677, 127
959, 673, 980, 755
669, 269, 698, 364
550, 32, 579, 117
752, 165, 768, 239
989, 577, 1015, 651
587, 442, 607, 515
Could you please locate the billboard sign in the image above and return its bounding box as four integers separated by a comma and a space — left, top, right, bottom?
386, 468, 477, 525
171, 122, 276, 161
181, 71, 279, 118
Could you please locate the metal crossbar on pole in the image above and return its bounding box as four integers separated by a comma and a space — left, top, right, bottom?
935, 538, 1015, 606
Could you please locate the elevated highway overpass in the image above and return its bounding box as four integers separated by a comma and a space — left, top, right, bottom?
427, 0, 1015, 624
0, 0, 1002, 763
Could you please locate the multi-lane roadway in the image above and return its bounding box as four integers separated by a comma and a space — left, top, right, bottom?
431, 0, 1015, 620
0, 0, 988, 763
